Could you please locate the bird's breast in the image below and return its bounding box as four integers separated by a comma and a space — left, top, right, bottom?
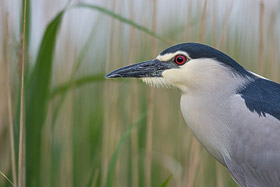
180, 94, 232, 165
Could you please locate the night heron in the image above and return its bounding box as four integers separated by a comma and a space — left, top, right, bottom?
105, 43, 280, 187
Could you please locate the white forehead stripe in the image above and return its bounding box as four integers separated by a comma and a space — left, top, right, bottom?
156, 51, 190, 61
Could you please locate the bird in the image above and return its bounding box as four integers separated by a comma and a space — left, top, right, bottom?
105, 43, 280, 187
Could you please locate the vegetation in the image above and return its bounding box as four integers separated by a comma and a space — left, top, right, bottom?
0, 0, 279, 186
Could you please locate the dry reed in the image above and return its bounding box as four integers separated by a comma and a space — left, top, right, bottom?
18, 0, 27, 186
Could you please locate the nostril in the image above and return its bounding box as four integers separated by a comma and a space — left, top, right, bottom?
140, 64, 151, 67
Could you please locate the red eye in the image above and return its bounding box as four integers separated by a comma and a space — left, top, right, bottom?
174, 55, 187, 65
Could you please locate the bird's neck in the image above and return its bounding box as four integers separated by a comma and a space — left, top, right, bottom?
180, 93, 231, 165
180, 74, 250, 165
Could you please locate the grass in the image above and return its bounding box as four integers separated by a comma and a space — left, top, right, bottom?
160, 175, 172, 187
18, 0, 28, 186
1, 0, 280, 187
25, 10, 64, 187
105, 113, 146, 187
0, 171, 14, 187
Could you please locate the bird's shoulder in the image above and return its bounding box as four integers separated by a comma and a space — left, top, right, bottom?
237, 77, 280, 121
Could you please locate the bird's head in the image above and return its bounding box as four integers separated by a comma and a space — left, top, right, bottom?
105, 43, 253, 93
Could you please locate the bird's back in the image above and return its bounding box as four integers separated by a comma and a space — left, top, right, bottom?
226, 78, 280, 187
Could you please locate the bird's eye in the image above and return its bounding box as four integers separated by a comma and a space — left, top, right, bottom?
174, 55, 187, 65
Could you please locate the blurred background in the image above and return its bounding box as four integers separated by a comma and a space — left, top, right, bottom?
1, 0, 280, 186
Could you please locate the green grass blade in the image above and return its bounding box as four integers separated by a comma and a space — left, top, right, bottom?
105, 113, 146, 187
72, 3, 170, 43
21, 0, 30, 50
25, 10, 64, 187
49, 74, 105, 99
160, 175, 172, 187
0, 170, 14, 187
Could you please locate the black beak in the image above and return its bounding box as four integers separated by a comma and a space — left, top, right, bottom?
105, 59, 176, 78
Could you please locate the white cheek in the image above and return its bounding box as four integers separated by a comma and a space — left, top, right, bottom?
162, 69, 189, 91
162, 69, 182, 82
